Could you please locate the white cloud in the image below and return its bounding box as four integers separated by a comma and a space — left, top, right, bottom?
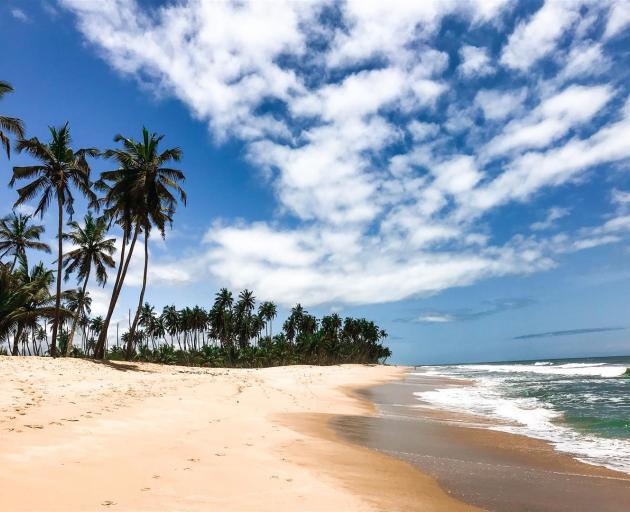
469, 104, 630, 214
458, 45, 494, 78
60, 0, 630, 307
416, 313, 455, 323
408, 121, 440, 141
483, 84, 614, 159
475, 88, 527, 121
612, 189, 630, 205
10, 8, 29, 22
604, 0, 630, 39
531, 207, 570, 231
557, 42, 611, 82
501, 1, 582, 71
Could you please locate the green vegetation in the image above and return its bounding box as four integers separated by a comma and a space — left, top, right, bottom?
0, 80, 392, 366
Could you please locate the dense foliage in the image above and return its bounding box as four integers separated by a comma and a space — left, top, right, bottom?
0, 79, 392, 366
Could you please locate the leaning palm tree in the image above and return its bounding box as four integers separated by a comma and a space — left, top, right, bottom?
92, 165, 141, 358
10, 123, 98, 356
101, 128, 185, 359
0, 213, 50, 269
62, 212, 116, 355
0, 81, 25, 159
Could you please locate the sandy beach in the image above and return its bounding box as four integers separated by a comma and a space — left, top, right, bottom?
0, 357, 476, 512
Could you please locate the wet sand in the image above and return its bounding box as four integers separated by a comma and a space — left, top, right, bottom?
334, 372, 630, 512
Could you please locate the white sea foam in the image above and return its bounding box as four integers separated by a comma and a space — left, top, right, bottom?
413, 364, 630, 475
447, 363, 627, 378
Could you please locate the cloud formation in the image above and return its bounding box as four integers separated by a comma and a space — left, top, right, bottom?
412, 297, 536, 323
61, 0, 630, 306
513, 326, 625, 340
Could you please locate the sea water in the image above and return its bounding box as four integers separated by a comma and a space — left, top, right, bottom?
412, 356, 630, 474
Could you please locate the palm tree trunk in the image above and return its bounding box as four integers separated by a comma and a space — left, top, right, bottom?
126, 229, 149, 359
65, 267, 91, 357
50, 196, 64, 357
94, 226, 139, 359
12, 325, 23, 356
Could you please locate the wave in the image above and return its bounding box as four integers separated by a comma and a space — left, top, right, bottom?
413, 371, 630, 474
446, 363, 627, 378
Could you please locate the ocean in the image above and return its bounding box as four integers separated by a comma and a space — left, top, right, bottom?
413, 355, 630, 474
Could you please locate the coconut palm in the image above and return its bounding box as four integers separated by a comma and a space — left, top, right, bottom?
162, 305, 180, 349
62, 212, 116, 355
235, 289, 256, 348
98, 127, 186, 359
10, 123, 98, 356
210, 288, 233, 348
1, 256, 68, 355
0, 213, 50, 269
92, 165, 140, 358
258, 301, 277, 339
0, 81, 25, 159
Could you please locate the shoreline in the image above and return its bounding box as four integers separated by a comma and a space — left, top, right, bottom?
337, 371, 630, 512
0, 357, 472, 511
277, 379, 482, 512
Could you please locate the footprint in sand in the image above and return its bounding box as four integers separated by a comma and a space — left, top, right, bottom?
101, 500, 116, 506
24, 424, 44, 429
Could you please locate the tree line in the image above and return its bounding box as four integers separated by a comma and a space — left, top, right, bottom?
0, 80, 391, 366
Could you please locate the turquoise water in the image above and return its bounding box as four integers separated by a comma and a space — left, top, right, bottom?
414, 356, 630, 473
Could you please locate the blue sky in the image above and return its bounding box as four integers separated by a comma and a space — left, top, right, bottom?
2, 0, 630, 364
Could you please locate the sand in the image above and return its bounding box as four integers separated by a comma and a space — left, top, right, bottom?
0, 357, 475, 511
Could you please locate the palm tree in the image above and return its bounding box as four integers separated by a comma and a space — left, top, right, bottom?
62, 213, 116, 355
0, 81, 25, 159
99, 127, 186, 359
92, 165, 141, 358
258, 301, 277, 339
10, 123, 97, 356
1, 256, 67, 355
0, 213, 50, 269
236, 289, 255, 349
283, 304, 304, 343
162, 305, 180, 349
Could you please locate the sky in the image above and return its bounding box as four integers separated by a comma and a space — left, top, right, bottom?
1, 0, 630, 364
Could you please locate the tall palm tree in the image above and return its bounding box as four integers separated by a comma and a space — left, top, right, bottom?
0, 213, 50, 269
10, 123, 98, 356
98, 127, 185, 359
162, 305, 180, 349
283, 303, 304, 343
211, 288, 233, 348
236, 289, 255, 349
0, 81, 25, 159
92, 166, 140, 358
62, 212, 116, 355
113, 128, 185, 358
258, 301, 277, 339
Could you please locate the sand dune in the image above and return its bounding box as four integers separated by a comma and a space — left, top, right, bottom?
0, 358, 473, 511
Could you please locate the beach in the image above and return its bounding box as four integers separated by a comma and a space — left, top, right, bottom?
3, 358, 629, 512
0, 357, 473, 512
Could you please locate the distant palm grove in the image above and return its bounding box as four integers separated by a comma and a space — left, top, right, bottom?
0, 80, 391, 367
